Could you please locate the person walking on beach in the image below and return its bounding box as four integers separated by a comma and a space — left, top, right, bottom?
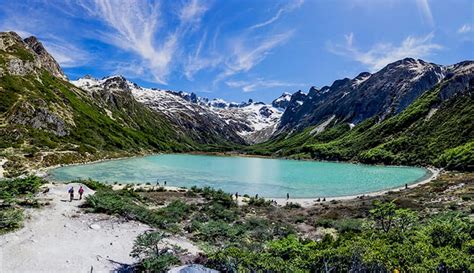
164, 181, 167, 186
287, 193, 289, 200
78, 186, 84, 200
68, 186, 74, 202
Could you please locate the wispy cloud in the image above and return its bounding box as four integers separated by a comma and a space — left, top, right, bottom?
81, 0, 170, 84
416, 0, 434, 27
226, 78, 304, 92
249, 0, 304, 30
221, 31, 294, 78
179, 0, 209, 24
186, 30, 295, 83
184, 31, 223, 80
43, 39, 90, 68
328, 32, 442, 71
79, 0, 209, 84
458, 24, 472, 34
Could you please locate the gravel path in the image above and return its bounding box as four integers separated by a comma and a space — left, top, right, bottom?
0, 183, 150, 273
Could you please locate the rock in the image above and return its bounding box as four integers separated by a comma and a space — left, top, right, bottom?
24, 36, 68, 80
89, 224, 101, 230
168, 264, 219, 273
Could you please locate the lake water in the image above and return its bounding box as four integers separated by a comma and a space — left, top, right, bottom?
48, 154, 429, 198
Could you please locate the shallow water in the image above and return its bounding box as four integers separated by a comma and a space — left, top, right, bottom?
48, 154, 429, 198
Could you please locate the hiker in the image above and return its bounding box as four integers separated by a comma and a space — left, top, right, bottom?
78, 186, 84, 200
405, 183, 408, 189
68, 187, 74, 202
287, 193, 289, 200
235, 192, 238, 199
164, 181, 167, 186
255, 194, 258, 199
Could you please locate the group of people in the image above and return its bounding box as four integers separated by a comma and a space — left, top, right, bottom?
156, 180, 167, 186
68, 186, 85, 202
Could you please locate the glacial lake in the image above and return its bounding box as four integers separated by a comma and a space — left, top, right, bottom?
48, 154, 429, 198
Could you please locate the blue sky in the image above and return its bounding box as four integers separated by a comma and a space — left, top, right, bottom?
0, 0, 473, 102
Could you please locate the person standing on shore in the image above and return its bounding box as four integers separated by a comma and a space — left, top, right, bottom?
287, 193, 289, 200
78, 186, 84, 200
68, 187, 74, 202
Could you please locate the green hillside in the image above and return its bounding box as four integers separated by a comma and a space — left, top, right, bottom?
249, 84, 474, 171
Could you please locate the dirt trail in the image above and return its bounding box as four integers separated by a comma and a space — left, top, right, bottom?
0, 183, 150, 273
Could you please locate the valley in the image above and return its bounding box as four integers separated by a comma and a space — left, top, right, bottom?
0, 30, 472, 272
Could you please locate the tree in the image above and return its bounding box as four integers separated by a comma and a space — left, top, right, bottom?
131, 231, 180, 272
370, 200, 397, 232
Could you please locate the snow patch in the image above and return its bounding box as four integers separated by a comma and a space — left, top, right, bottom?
310, 115, 336, 135
425, 108, 438, 121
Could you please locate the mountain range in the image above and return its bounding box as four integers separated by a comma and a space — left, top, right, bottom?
0, 31, 472, 175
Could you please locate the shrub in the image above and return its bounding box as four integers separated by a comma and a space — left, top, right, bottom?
131, 231, 180, 271
0, 208, 23, 233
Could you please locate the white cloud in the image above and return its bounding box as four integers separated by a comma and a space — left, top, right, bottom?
83, 0, 172, 83
328, 33, 442, 71
249, 0, 304, 30
458, 24, 472, 34
226, 78, 304, 92
179, 0, 208, 24
81, 0, 208, 84
43, 40, 90, 68
344, 32, 354, 47
184, 31, 223, 80
222, 31, 294, 78
416, 0, 434, 27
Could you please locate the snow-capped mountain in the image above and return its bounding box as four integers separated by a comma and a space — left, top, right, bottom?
278, 58, 449, 133
72, 76, 285, 144
72, 58, 472, 144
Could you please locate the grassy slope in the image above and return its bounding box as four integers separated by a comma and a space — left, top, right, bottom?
249, 86, 474, 170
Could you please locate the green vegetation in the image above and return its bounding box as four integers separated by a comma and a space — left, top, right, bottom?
206, 205, 473, 272
84, 187, 192, 230
130, 231, 180, 271
80, 179, 473, 272
0, 176, 45, 233
249, 87, 474, 171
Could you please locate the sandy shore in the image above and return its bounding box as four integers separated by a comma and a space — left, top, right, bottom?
0, 183, 200, 273
268, 167, 440, 207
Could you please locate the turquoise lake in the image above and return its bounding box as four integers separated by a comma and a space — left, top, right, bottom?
48, 154, 429, 198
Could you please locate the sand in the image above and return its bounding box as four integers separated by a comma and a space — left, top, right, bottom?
0, 183, 200, 273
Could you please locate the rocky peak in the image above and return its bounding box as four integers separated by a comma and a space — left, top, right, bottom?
0, 32, 24, 51
0, 32, 67, 80
23, 35, 67, 81
352, 72, 371, 87
272, 92, 292, 109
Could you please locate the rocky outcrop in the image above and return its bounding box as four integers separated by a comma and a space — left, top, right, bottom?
272, 92, 292, 109
24, 36, 67, 81
0, 32, 67, 80
7, 100, 69, 137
